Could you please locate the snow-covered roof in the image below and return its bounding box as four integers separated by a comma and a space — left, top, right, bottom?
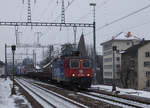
43, 62, 51, 68
101, 32, 141, 45
35, 65, 41, 70
42, 58, 55, 68
112, 32, 141, 40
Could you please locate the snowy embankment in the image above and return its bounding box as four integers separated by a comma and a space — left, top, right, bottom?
0, 78, 31, 108
91, 85, 150, 98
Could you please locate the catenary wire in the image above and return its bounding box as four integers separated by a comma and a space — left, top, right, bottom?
85, 4, 150, 36
38, 0, 55, 21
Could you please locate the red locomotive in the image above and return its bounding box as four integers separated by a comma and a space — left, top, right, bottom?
51, 57, 93, 88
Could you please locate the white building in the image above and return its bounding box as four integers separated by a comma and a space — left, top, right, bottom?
101, 32, 141, 85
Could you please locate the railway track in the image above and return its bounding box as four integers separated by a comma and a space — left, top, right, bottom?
33, 78, 150, 107
15, 78, 88, 108
19, 77, 150, 108
78, 91, 150, 108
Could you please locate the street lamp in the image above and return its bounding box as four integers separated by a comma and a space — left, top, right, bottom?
112, 46, 117, 92
11, 45, 16, 95
90, 3, 97, 84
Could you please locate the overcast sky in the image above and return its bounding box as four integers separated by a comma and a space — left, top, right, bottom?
0, 0, 150, 62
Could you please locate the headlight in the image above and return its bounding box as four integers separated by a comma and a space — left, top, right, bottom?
87, 74, 90, 76
72, 74, 75, 77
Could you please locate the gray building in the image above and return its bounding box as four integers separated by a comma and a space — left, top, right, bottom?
101, 33, 140, 85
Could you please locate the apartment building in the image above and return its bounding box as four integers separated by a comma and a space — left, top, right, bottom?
101, 33, 140, 85
121, 40, 150, 90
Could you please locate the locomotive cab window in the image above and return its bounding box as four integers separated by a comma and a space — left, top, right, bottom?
82, 59, 91, 68
70, 59, 79, 69
66, 60, 70, 68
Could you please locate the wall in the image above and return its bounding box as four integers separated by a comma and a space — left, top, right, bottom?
138, 43, 150, 90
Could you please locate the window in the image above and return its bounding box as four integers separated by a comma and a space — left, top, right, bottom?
103, 43, 112, 51
66, 60, 70, 68
116, 64, 120, 68
116, 57, 120, 61
82, 59, 91, 68
104, 58, 112, 62
145, 52, 150, 57
104, 72, 112, 77
144, 62, 150, 67
126, 42, 130, 45
104, 65, 112, 69
146, 80, 150, 87
146, 71, 150, 78
70, 59, 79, 69
104, 50, 113, 56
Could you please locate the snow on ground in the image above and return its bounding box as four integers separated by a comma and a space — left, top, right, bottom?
91, 85, 150, 98
0, 77, 32, 108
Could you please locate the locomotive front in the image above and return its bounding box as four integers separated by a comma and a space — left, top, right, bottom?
64, 58, 93, 88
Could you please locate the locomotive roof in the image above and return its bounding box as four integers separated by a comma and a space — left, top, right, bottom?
61, 56, 91, 59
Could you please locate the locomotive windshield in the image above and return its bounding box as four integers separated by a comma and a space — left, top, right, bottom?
70, 59, 79, 69
82, 59, 91, 68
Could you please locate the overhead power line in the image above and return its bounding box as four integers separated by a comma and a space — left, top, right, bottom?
75, 0, 111, 22
97, 4, 150, 31
124, 20, 150, 31
85, 3, 150, 36
65, 0, 75, 10
38, 0, 55, 21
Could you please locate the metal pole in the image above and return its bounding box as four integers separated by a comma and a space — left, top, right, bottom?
90, 3, 97, 84
11, 45, 16, 95
73, 27, 77, 46
11, 51, 16, 95
93, 21, 97, 84
5, 44, 7, 76
12, 51, 14, 87
112, 46, 116, 91
35, 52, 36, 68
15, 26, 18, 45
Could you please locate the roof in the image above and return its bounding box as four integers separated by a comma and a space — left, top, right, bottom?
0, 61, 5, 66
123, 40, 150, 54
101, 39, 135, 45
100, 32, 141, 45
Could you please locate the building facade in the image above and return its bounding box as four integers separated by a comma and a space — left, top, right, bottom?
101, 38, 140, 85
121, 41, 150, 90
0, 61, 5, 76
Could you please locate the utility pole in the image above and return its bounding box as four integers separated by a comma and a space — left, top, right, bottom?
15, 26, 19, 45
15, 26, 22, 45
5, 44, 7, 76
35, 32, 42, 46
27, 0, 31, 22
61, 0, 65, 23
73, 27, 77, 46
90, 3, 97, 84
33, 50, 36, 68
22, 0, 36, 22
11, 45, 16, 95
112, 46, 117, 92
